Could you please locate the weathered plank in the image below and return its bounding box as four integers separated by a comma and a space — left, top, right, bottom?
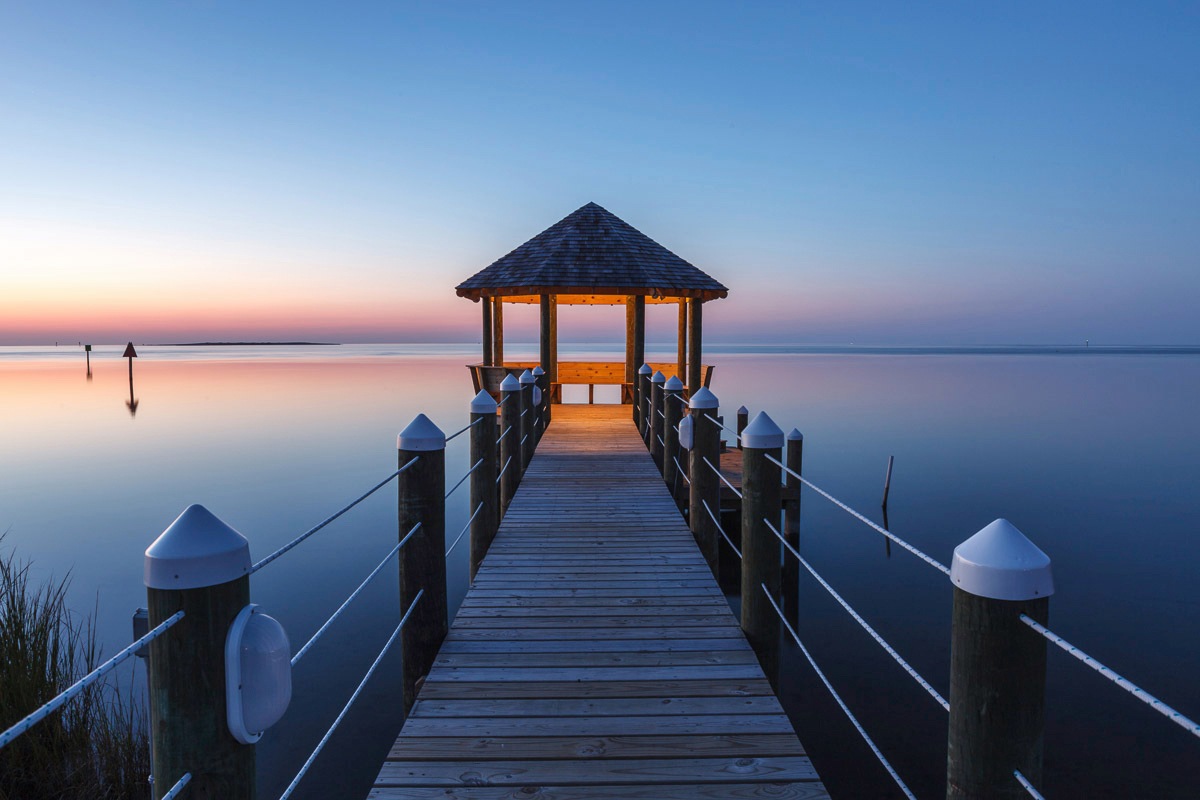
370, 404, 826, 798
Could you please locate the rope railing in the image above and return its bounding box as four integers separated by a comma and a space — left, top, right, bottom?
764, 454, 950, 576
764, 517, 950, 711
701, 499, 741, 559
762, 584, 917, 800
445, 504, 482, 558
656, 408, 666, 419
291, 523, 420, 668
279, 589, 425, 800
251, 460, 419, 573
496, 426, 511, 445
521, 434, 530, 446
702, 456, 742, 499
1014, 769, 1046, 799
444, 417, 482, 442
0, 610, 186, 749
1019, 614, 1200, 740
160, 772, 192, 800
656, 434, 665, 448
673, 456, 690, 484
496, 456, 512, 484
444, 458, 482, 500
701, 412, 741, 441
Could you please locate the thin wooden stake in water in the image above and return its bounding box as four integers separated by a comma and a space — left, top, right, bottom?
881, 455, 894, 510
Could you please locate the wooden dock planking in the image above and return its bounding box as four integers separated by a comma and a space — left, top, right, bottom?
371, 404, 827, 798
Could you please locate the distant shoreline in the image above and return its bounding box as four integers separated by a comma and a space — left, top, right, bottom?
151, 342, 341, 347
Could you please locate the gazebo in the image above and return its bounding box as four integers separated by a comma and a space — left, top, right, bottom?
457, 202, 728, 402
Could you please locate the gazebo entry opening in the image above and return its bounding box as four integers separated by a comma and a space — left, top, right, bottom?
457, 203, 728, 404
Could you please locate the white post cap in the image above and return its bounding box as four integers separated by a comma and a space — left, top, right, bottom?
500, 374, 521, 391
533, 386, 542, 405
651, 370, 666, 383
689, 386, 719, 409
145, 504, 251, 590
738, 405, 749, 414
664, 376, 684, 391
398, 413, 445, 451
741, 411, 784, 449
519, 369, 536, 385
532, 365, 545, 376
471, 389, 497, 414
788, 428, 803, 441
950, 519, 1054, 600
638, 363, 653, 375
679, 415, 694, 449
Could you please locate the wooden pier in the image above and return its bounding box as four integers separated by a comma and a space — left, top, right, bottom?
370, 405, 828, 798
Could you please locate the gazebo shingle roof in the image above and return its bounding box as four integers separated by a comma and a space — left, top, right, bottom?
456, 202, 728, 301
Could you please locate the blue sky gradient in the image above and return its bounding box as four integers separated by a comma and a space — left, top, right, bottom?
2, 2, 1197, 344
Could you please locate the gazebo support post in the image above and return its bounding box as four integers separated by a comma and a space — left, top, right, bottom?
625, 297, 636, 406
549, 296, 558, 403
540, 294, 552, 381
677, 299, 687, 388
633, 296, 646, 401
493, 297, 504, 366
687, 299, 703, 396
481, 298, 493, 366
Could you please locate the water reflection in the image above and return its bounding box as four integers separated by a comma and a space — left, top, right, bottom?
123, 343, 138, 416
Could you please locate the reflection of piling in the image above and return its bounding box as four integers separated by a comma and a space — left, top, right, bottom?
123, 342, 139, 415
783, 428, 803, 627
84, 344, 92, 378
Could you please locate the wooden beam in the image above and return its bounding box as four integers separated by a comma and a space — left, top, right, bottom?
625, 297, 636, 385
482, 298, 494, 366
493, 297, 504, 365
677, 299, 687, 385
540, 295, 552, 374
632, 296, 646, 380
687, 300, 702, 396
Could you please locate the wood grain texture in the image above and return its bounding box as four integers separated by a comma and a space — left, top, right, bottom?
371, 404, 826, 798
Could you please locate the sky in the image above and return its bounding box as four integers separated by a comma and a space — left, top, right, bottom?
2, 2, 1197, 346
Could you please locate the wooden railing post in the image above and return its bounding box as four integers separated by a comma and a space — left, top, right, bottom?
947, 520, 1053, 800
533, 365, 549, 436
783, 428, 803, 628
649, 370, 666, 470
676, 414, 693, 512
519, 369, 536, 472
740, 411, 784, 687
397, 414, 447, 716
144, 505, 254, 799
736, 405, 749, 449
688, 388, 720, 576
499, 374, 520, 512
662, 376, 683, 491
469, 390, 499, 583
636, 363, 652, 433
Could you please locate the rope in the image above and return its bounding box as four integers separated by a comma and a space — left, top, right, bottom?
0, 611, 185, 749
656, 408, 666, 419
445, 458, 482, 500
656, 434, 665, 447
251, 461, 416, 573
673, 456, 690, 484
762, 585, 917, 800
496, 456, 512, 484
444, 417, 482, 442
702, 456, 742, 498
1020, 614, 1200, 740
701, 412, 741, 441
445, 504, 482, 558
496, 426, 511, 445
160, 773, 192, 800
1014, 770, 1046, 800
701, 499, 741, 559
765, 454, 950, 575
520, 434, 529, 446
764, 518, 949, 711
278, 589, 424, 800
291, 526, 418, 667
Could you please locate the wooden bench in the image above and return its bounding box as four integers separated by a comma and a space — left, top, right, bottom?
468, 362, 713, 404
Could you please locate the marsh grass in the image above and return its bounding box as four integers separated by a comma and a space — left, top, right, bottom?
0, 536, 149, 800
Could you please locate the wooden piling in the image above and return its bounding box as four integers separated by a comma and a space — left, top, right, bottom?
397, 415, 447, 717
687, 299, 702, 396
499, 375, 520, 512
638, 364, 652, 440
532, 365, 548, 438
481, 298, 493, 366
783, 428, 803, 628
519, 370, 536, 472
662, 376, 683, 491
144, 505, 253, 800
740, 412, 784, 687
469, 391, 499, 583
736, 406, 749, 449
649, 371, 666, 470
688, 388, 720, 574
947, 520, 1053, 800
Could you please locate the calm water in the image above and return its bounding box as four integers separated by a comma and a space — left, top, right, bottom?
2, 343, 1198, 798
